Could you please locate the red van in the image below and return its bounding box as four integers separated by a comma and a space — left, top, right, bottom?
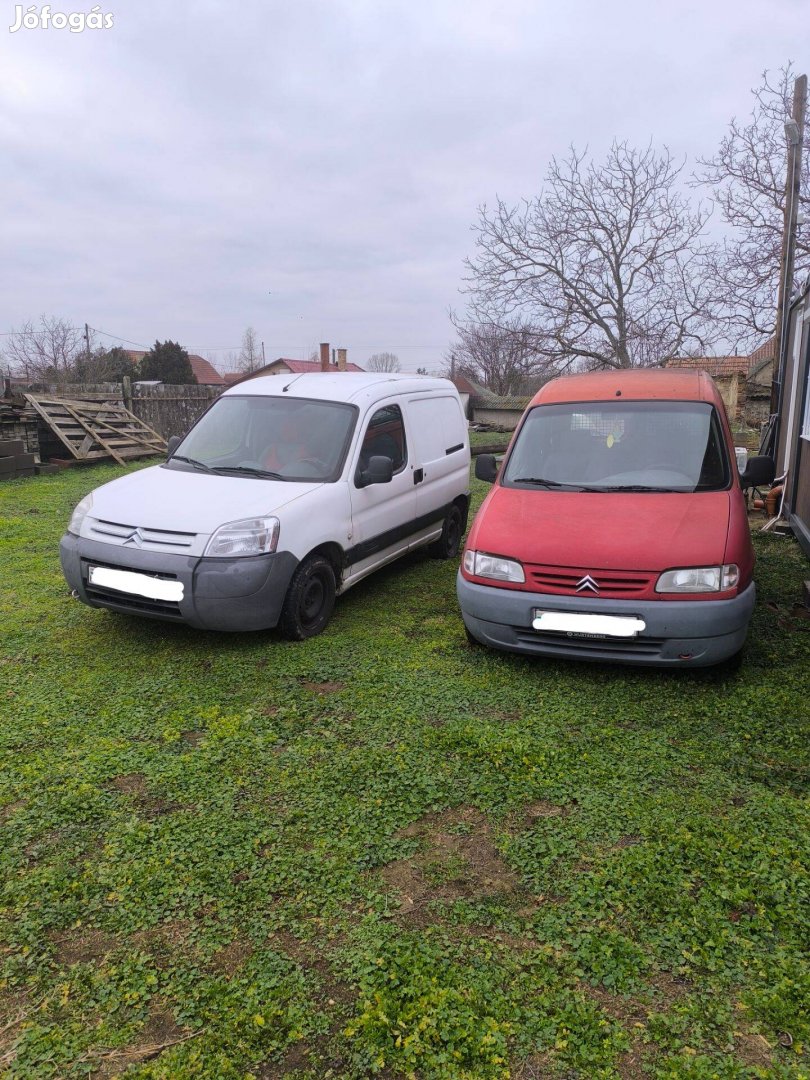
458, 370, 761, 667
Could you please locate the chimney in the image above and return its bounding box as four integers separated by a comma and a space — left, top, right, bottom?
319, 342, 330, 372
337, 348, 347, 372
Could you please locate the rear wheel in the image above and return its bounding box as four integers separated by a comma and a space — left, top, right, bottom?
279, 555, 336, 640
429, 504, 464, 559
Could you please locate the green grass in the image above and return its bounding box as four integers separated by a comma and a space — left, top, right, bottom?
0, 461, 808, 1079
469, 431, 513, 451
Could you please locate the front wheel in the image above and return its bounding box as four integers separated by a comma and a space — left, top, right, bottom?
429, 504, 464, 559
279, 555, 336, 640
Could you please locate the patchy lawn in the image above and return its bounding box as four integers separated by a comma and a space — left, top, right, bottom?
0, 462, 808, 1080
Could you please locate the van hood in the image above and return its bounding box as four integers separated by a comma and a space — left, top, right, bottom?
470, 487, 732, 571
84, 464, 321, 535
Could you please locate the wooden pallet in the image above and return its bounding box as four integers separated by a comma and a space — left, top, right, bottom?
24, 394, 167, 465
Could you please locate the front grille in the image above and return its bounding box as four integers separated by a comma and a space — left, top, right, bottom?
526, 564, 656, 598
513, 627, 665, 658
85, 586, 183, 618
82, 560, 183, 619
89, 518, 196, 552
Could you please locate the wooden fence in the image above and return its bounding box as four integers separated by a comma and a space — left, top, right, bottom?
129, 383, 223, 438
22, 380, 224, 440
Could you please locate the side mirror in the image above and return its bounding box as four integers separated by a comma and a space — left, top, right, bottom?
475, 454, 498, 483
167, 435, 182, 457
359, 455, 394, 488
739, 455, 775, 490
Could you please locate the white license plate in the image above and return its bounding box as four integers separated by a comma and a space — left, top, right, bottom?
88, 566, 184, 602
532, 610, 645, 638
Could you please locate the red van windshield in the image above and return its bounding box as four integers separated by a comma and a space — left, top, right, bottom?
502, 401, 731, 492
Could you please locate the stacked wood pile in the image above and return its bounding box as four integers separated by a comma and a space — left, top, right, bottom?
0, 395, 41, 461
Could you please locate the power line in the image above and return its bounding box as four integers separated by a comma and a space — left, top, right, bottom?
1, 325, 450, 351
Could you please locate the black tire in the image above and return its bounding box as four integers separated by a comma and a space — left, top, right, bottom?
279, 555, 336, 640
429, 504, 464, 559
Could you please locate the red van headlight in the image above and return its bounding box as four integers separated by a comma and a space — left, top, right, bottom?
463, 550, 525, 583
655, 564, 739, 593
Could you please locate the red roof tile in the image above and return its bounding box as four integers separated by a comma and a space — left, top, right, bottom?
271, 358, 365, 374
187, 355, 225, 385
124, 349, 225, 385
748, 337, 775, 364
667, 356, 749, 377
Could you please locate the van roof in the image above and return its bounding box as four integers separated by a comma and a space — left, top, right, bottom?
533, 368, 718, 406
222, 371, 454, 405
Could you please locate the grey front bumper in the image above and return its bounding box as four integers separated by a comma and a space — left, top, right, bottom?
457, 572, 756, 667
60, 533, 298, 632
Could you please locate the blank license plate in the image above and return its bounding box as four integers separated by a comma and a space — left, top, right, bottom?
532, 610, 645, 638
88, 566, 184, 602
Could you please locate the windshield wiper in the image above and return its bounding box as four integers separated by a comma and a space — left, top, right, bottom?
511, 476, 567, 488
170, 454, 215, 474
589, 484, 687, 493
213, 465, 285, 480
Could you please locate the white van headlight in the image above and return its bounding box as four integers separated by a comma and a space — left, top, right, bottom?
655, 564, 739, 593
68, 493, 93, 535
463, 549, 525, 583
204, 516, 280, 558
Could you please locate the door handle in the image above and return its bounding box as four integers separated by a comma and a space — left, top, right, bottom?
413, 468, 424, 485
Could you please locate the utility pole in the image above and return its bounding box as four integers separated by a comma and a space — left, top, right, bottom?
261, 340, 266, 366
771, 73, 807, 414
84, 322, 91, 365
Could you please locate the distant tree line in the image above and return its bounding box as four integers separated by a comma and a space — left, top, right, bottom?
1, 319, 197, 384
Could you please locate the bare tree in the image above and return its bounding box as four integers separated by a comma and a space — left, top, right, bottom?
696, 64, 809, 350
73, 345, 135, 382
238, 326, 262, 373
3, 315, 86, 380
464, 142, 721, 371
447, 315, 546, 395
367, 351, 401, 373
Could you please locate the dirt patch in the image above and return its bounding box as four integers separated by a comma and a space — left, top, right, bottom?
581, 983, 647, 1026
613, 834, 643, 850
511, 1051, 555, 1078
106, 774, 183, 817
255, 1040, 312, 1078
53, 920, 195, 970
733, 1030, 773, 1067
301, 680, 345, 694
382, 807, 519, 921
647, 970, 691, 1006
0, 800, 25, 824
210, 938, 253, 976
616, 1042, 650, 1079
131, 920, 196, 965
52, 928, 121, 966
89, 1002, 195, 1077
180, 730, 205, 747
0, 990, 29, 1071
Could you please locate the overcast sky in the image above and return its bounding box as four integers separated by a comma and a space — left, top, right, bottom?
0, 0, 804, 372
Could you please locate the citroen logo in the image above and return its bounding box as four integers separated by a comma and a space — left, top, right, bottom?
575, 574, 599, 593
123, 528, 145, 548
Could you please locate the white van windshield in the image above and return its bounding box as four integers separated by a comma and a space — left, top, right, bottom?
167, 395, 357, 482
503, 401, 730, 492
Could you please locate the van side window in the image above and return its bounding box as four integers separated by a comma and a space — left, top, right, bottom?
356, 405, 407, 484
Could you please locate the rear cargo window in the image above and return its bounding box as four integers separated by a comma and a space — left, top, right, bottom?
503, 401, 730, 492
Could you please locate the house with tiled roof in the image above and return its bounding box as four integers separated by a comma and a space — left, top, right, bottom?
124, 350, 225, 386
667, 348, 774, 427
262, 358, 365, 376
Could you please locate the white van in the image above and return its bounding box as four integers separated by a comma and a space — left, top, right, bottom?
60, 373, 470, 638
